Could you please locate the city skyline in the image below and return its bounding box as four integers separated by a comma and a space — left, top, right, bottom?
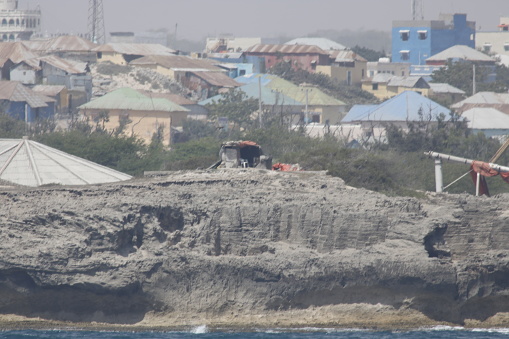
18, 0, 509, 42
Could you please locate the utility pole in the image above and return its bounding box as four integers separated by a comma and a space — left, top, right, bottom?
258, 76, 263, 128
472, 64, 476, 95
88, 0, 105, 44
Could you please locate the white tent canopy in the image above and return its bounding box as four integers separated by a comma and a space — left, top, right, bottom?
0, 138, 132, 187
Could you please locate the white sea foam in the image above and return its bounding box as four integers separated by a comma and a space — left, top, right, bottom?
425, 325, 465, 331
190, 325, 209, 334
471, 327, 509, 334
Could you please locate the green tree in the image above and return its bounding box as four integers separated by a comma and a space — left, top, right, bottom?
431, 60, 508, 95
351, 45, 386, 62
206, 88, 259, 131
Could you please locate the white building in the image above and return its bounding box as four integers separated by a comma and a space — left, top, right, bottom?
476, 17, 509, 56
0, 0, 41, 41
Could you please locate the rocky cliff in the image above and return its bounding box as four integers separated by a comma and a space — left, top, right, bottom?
1, 170, 509, 329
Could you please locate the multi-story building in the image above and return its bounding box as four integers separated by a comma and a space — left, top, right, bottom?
476, 17, 509, 56
392, 13, 475, 65
0, 0, 41, 41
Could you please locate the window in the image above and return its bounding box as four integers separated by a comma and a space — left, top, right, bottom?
1, 19, 6, 26
401, 71, 405, 76
418, 30, 427, 40
346, 70, 352, 85
399, 30, 409, 41
483, 43, 492, 53
239, 69, 246, 76
504, 43, 509, 52
372, 83, 379, 90
311, 115, 320, 123
400, 50, 410, 61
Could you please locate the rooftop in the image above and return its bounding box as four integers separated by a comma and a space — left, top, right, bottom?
79, 87, 189, 112
284, 37, 347, 51
93, 43, 176, 56
0, 138, 132, 187
245, 44, 329, 55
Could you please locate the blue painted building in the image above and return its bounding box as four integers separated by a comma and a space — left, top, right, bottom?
0, 81, 54, 122
392, 14, 476, 65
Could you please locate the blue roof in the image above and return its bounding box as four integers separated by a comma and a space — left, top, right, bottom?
342, 91, 450, 123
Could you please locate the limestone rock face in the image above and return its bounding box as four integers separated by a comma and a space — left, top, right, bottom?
0, 170, 508, 325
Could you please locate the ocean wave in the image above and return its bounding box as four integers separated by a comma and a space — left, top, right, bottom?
190, 325, 209, 334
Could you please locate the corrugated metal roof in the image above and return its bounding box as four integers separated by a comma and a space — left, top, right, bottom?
284, 37, 347, 51
370, 73, 394, 83
38, 55, 88, 74
0, 138, 132, 187
79, 87, 189, 112
331, 50, 367, 62
245, 44, 329, 55
0, 42, 38, 64
136, 90, 196, 105
0, 81, 48, 108
93, 43, 175, 56
23, 35, 97, 52
429, 83, 465, 94
342, 91, 450, 122
452, 92, 509, 108
189, 71, 240, 88
199, 82, 303, 106
32, 85, 66, 97
234, 73, 345, 106
387, 76, 429, 88
426, 45, 495, 62
461, 107, 509, 129
130, 54, 221, 71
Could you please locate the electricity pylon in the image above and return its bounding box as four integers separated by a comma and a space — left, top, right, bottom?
88, 0, 105, 44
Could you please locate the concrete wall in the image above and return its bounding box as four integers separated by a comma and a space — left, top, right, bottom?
317, 61, 366, 86
10, 63, 38, 84
81, 108, 188, 146
476, 31, 509, 56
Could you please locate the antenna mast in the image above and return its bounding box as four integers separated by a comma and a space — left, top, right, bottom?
88, 0, 105, 44
411, 0, 423, 21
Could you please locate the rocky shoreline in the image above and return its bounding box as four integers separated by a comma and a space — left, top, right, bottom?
1, 170, 509, 329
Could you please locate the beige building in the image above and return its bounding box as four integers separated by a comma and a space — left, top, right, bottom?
362, 74, 430, 100
476, 17, 509, 56
78, 88, 188, 146
317, 50, 367, 86
367, 59, 411, 78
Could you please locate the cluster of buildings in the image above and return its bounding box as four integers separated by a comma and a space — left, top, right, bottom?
0, 0, 507, 152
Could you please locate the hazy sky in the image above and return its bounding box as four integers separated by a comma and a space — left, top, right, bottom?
19, 0, 509, 41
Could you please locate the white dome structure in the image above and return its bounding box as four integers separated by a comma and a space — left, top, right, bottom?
0, 138, 132, 187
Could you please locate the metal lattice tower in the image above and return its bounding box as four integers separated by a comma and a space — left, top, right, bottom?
88, 0, 105, 44
411, 0, 423, 21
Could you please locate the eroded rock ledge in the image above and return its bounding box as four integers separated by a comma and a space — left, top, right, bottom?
1, 169, 509, 328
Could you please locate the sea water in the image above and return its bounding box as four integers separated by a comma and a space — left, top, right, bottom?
2, 326, 509, 338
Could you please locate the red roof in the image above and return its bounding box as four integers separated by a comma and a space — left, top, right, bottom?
245, 44, 328, 55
